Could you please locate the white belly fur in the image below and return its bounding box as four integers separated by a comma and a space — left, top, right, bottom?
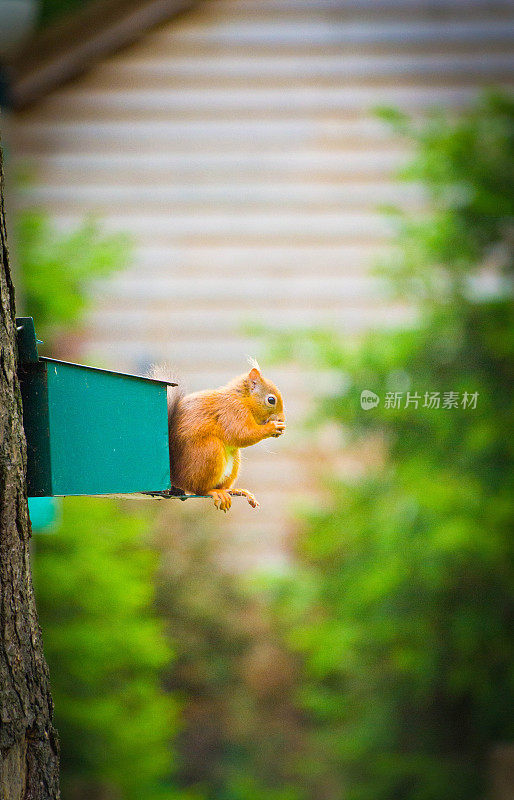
221, 448, 235, 483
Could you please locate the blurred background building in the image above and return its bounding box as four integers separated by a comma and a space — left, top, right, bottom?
5, 0, 514, 566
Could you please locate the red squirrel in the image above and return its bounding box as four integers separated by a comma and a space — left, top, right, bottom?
162, 361, 285, 512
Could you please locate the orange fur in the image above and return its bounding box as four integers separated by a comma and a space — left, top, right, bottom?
168, 367, 285, 511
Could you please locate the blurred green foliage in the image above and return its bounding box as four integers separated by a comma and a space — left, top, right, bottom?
15, 210, 129, 347
153, 507, 304, 800
264, 92, 514, 800
33, 498, 179, 800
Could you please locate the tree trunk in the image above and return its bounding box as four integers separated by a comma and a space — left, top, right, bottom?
0, 146, 59, 797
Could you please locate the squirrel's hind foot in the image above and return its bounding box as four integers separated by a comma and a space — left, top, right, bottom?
207, 489, 259, 511
229, 489, 259, 509
208, 489, 232, 512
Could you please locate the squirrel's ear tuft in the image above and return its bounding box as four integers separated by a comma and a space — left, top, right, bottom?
247, 356, 261, 373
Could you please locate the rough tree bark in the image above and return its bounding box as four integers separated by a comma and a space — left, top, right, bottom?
0, 146, 59, 797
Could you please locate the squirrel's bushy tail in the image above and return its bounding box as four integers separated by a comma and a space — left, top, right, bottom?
147, 362, 184, 426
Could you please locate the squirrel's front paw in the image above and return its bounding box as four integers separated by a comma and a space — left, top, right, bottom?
269, 419, 286, 437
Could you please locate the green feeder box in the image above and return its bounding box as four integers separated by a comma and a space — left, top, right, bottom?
17, 318, 175, 498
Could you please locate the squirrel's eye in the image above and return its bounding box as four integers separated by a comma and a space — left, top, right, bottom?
266, 395, 276, 406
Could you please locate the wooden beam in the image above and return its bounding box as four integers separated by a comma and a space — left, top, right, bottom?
10, 0, 198, 109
